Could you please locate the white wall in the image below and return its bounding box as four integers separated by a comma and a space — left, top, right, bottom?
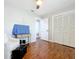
50, 10, 75, 47
4, 5, 37, 43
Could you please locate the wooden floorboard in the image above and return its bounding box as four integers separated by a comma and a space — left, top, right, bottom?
23, 39, 75, 59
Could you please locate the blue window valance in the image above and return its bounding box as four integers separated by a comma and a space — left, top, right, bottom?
12, 24, 30, 35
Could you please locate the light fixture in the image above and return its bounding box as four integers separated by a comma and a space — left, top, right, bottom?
36, 0, 43, 9
36, 0, 43, 6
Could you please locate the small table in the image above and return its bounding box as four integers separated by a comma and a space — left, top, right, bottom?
15, 34, 31, 45
11, 45, 27, 59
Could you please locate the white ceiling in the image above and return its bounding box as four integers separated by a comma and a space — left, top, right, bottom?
5, 0, 75, 17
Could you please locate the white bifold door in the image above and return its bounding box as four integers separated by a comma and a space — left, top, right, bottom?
52, 10, 75, 47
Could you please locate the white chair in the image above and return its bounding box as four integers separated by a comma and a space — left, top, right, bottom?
4, 34, 19, 59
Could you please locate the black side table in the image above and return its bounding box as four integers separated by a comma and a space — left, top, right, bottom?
11, 45, 27, 59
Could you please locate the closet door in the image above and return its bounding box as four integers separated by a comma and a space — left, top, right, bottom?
63, 13, 75, 47
63, 15, 70, 46
53, 12, 75, 47
53, 15, 64, 44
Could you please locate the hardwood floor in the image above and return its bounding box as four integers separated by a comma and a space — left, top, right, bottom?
23, 40, 75, 59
